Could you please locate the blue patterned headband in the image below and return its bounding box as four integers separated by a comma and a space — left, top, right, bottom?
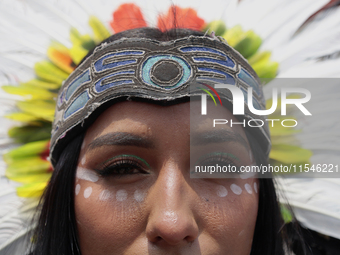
50, 36, 270, 166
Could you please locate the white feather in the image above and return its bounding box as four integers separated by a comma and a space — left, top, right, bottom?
1, 0, 340, 252
276, 177, 340, 239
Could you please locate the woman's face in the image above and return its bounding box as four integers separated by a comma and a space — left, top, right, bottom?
74, 100, 258, 255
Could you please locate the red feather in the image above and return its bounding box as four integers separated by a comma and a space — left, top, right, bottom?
110, 3, 147, 33
157, 6, 206, 32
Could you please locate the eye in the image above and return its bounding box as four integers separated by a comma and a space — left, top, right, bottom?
94, 154, 150, 177
198, 152, 239, 167
191, 152, 240, 178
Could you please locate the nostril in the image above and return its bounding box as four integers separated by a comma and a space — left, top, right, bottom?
154, 236, 162, 242
184, 235, 195, 243
153, 234, 194, 244
146, 218, 199, 246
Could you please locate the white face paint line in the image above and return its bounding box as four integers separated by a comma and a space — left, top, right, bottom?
238, 230, 245, 237
81, 141, 85, 150
116, 189, 128, 201
81, 155, 86, 166
249, 150, 253, 162
216, 185, 228, 197
75, 184, 81, 195
240, 172, 256, 179
76, 167, 99, 182
133, 189, 146, 202
244, 183, 253, 194
254, 182, 258, 193
99, 189, 113, 201
84, 186, 92, 199
230, 184, 242, 195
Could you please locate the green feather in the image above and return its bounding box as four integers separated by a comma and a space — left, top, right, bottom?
3, 140, 49, 162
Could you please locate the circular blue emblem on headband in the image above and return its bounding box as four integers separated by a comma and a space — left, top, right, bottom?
141, 55, 192, 89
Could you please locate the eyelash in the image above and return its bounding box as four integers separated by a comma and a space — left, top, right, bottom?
95, 156, 150, 177
198, 153, 237, 167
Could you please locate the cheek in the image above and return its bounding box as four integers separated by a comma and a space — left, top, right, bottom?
195, 179, 259, 254
74, 179, 148, 253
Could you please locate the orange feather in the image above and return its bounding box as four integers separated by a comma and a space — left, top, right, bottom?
47, 48, 75, 74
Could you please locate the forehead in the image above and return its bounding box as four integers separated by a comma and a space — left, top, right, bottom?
84, 100, 249, 145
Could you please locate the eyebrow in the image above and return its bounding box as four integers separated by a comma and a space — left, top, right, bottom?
87, 132, 154, 150
191, 129, 249, 149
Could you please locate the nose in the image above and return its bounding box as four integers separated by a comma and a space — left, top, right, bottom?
146, 162, 199, 246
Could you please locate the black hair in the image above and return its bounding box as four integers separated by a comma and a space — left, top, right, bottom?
30, 133, 84, 255
80, 27, 206, 65
30, 27, 305, 255
245, 130, 286, 255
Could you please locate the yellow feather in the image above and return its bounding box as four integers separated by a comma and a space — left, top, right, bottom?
6, 157, 50, 175
5, 112, 40, 122
248, 51, 271, 66
21, 79, 60, 90
252, 60, 279, 79
270, 144, 313, 164
2, 85, 56, 100
69, 44, 90, 65
16, 100, 55, 122
222, 25, 244, 47
16, 182, 48, 198
7, 173, 51, 184
88, 15, 111, 43
34, 61, 69, 84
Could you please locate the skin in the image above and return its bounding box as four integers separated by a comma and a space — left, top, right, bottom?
74, 100, 259, 255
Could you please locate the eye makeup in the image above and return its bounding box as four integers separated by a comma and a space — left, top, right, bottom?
94, 154, 151, 177
193, 152, 240, 174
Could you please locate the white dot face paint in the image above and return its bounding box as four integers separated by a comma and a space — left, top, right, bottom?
76, 167, 99, 183
116, 189, 127, 201
81, 155, 86, 166
216, 185, 228, 197
84, 187, 92, 199
254, 182, 258, 193
75, 184, 81, 195
244, 183, 253, 194
133, 189, 145, 202
99, 189, 113, 201
230, 184, 242, 195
